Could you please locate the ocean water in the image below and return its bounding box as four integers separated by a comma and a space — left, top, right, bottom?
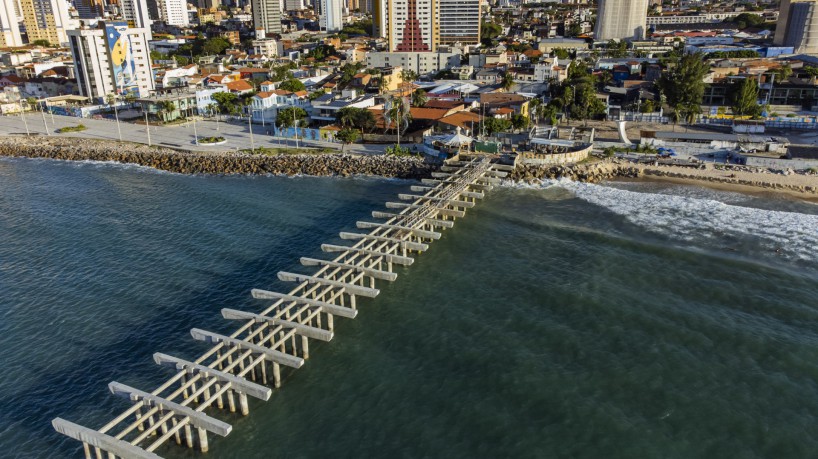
1, 157, 818, 459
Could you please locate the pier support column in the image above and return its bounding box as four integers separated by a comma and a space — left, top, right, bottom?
227, 390, 236, 413
172, 419, 182, 445
327, 314, 334, 333
198, 428, 209, 452
301, 336, 309, 360
273, 363, 281, 388
214, 383, 224, 409
239, 393, 250, 416
184, 424, 194, 449
82, 443, 92, 459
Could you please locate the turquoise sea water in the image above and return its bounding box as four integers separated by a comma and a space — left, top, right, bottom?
1, 157, 818, 458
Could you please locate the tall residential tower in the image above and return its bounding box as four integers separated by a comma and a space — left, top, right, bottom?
594, 0, 648, 41
376, 0, 480, 52
252, 0, 282, 36
0, 0, 23, 47
774, 0, 818, 54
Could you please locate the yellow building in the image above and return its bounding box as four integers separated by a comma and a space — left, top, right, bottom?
19, 0, 71, 45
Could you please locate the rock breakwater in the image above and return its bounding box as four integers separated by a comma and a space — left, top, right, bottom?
0, 137, 435, 178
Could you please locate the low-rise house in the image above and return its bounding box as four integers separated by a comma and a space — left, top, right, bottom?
249, 88, 310, 124
310, 91, 376, 125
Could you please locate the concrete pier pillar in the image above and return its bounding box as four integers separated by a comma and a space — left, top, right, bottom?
327, 313, 334, 332
135, 406, 145, 432
350, 294, 356, 310
301, 335, 309, 359
94, 446, 102, 459
147, 413, 156, 436
184, 424, 194, 448
227, 390, 236, 413
181, 375, 189, 399
172, 419, 182, 445
82, 443, 92, 459
214, 384, 224, 409
273, 363, 281, 388
198, 427, 209, 452
261, 361, 268, 385
239, 393, 250, 416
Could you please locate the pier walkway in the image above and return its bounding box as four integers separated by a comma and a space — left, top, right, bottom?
52, 156, 511, 458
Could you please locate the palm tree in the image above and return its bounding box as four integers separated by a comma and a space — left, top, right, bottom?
160, 101, 176, 122
411, 89, 427, 108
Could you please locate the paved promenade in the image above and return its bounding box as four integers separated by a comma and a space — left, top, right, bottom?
0, 112, 390, 155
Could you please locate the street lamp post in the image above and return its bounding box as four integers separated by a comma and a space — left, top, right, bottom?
110, 94, 123, 142
192, 116, 199, 145
248, 114, 255, 152
145, 110, 151, 146
41, 108, 50, 135
19, 102, 30, 136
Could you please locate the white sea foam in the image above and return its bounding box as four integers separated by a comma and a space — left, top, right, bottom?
526, 179, 818, 262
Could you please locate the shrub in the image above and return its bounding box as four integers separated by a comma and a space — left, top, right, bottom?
56, 124, 87, 133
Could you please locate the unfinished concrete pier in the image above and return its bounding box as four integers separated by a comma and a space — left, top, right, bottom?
52, 156, 511, 458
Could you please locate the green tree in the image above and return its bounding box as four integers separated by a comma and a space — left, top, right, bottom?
276, 106, 307, 128
640, 99, 655, 113
501, 72, 515, 91
606, 39, 628, 58
731, 77, 762, 118
212, 92, 240, 115
278, 78, 306, 92
657, 52, 709, 123
411, 89, 428, 107
481, 21, 503, 41
308, 89, 326, 101
553, 48, 570, 59
510, 114, 530, 132
335, 127, 359, 152
773, 64, 792, 82
199, 37, 232, 55
729, 12, 765, 29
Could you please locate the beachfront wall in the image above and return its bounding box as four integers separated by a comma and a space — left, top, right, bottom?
518, 145, 592, 165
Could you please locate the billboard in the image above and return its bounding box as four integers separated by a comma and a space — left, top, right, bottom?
104, 22, 139, 97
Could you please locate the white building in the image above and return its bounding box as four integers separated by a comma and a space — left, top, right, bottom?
119, 0, 152, 32
68, 21, 155, 102
285, 0, 305, 10
320, 0, 343, 32
366, 50, 461, 76
0, 0, 23, 47
196, 86, 227, 115
252, 37, 282, 57
250, 82, 310, 124
158, 0, 189, 26
594, 0, 648, 41
252, 0, 282, 36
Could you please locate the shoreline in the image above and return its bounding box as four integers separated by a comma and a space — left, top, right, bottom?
2, 136, 817, 199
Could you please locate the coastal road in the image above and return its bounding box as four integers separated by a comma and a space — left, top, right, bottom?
0, 112, 391, 155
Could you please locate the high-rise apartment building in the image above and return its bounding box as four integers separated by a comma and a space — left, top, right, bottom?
252, 0, 282, 35
284, 0, 305, 10
376, 0, 479, 52
438, 0, 479, 46
775, 0, 818, 54
378, 0, 436, 51
19, 0, 73, 45
68, 21, 155, 101
320, 0, 343, 31
120, 0, 153, 30
0, 0, 24, 47
74, 0, 105, 19
594, 0, 648, 40
157, 0, 189, 25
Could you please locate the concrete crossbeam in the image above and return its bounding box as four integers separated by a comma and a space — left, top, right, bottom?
339, 232, 429, 252
52, 418, 163, 459
299, 257, 398, 281
397, 194, 475, 208
490, 164, 515, 172
355, 221, 442, 240
108, 382, 233, 436
370, 211, 454, 229
221, 308, 334, 341
320, 244, 414, 266
153, 353, 273, 401
250, 289, 358, 318
190, 329, 305, 368
277, 271, 380, 297
384, 202, 465, 218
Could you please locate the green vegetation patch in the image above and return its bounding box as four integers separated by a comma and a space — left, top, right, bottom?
199, 136, 226, 144
56, 124, 87, 133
